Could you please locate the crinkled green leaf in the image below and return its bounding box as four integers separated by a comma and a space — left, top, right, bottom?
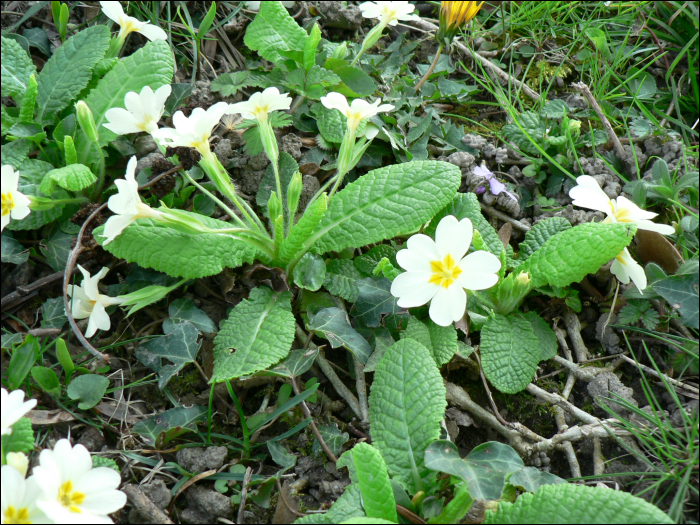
516, 311, 557, 361
1, 138, 33, 169
39, 164, 96, 195
1, 417, 34, 455
352, 277, 400, 327
304, 24, 322, 71
426, 192, 503, 256
368, 338, 446, 494
317, 103, 345, 143
324, 259, 362, 302
19, 73, 37, 122
484, 482, 672, 524
353, 443, 398, 522
519, 217, 571, 260
654, 272, 699, 329
311, 161, 460, 254
1, 36, 36, 98
132, 406, 207, 447
244, 1, 308, 64
210, 70, 270, 97
502, 111, 545, 155
8, 159, 66, 230
295, 483, 365, 524
94, 212, 257, 279
400, 316, 457, 367
540, 100, 570, 119
480, 314, 541, 394
67, 373, 109, 409
428, 483, 473, 524
212, 287, 296, 382
279, 195, 328, 266
293, 252, 326, 291
308, 307, 372, 363
520, 222, 636, 289
425, 440, 523, 501
35, 25, 110, 124
508, 467, 566, 493
136, 320, 202, 389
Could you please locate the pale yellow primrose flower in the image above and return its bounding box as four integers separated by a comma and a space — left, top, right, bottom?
6, 452, 29, 477
99, 1, 167, 41
359, 1, 421, 26
320, 92, 394, 135
225, 87, 292, 123
68, 266, 125, 338
152, 102, 229, 157
34, 439, 126, 524
391, 215, 501, 326
1, 165, 31, 232
101, 156, 164, 245
569, 175, 675, 235
103, 85, 172, 136
611, 247, 647, 293
1, 388, 36, 436
1, 465, 51, 525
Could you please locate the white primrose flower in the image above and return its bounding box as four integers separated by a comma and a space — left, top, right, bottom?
1, 165, 31, 232
34, 439, 126, 524
611, 247, 647, 293
152, 102, 229, 157
68, 266, 125, 338
320, 92, 394, 135
391, 215, 501, 326
1, 465, 51, 525
359, 1, 421, 26
100, 1, 167, 41
569, 175, 675, 235
225, 87, 292, 123
6, 452, 29, 477
101, 156, 164, 245
1, 388, 36, 436
103, 85, 172, 136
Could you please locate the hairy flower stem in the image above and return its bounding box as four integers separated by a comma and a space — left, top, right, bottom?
414, 43, 444, 90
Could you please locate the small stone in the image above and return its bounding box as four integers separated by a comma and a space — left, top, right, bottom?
176, 446, 228, 473
135, 135, 157, 157
77, 427, 105, 452
141, 479, 171, 510
280, 134, 303, 160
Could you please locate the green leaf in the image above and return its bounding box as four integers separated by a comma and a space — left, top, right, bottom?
75, 39, 173, 165
311, 161, 460, 254
40, 226, 75, 271
654, 272, 699, 329
368, 338, 446, 494
278, 195, 328, 266
39, 164, 97, 195
520, 222, 636, 289
95, 212, 257, 279
9, 160, 69, 231
324, 259, 362, 302
293, 252, 326, 291
35, 25, 110, 124
354, 245, 396, 276
8, 335, 39, 390
502, 111, 545, 155
244, 0, 308, 64
165, 298, 217, 334
540, 99, 570, 119
19, 73, 37, 121
626, 67, 657, 100
584, 28, 612, 59
92, 456, 120, 472
353, 443, 398, 523
425, 440, 523, 501
56, 338, 74, 377
304, 24, 322, 71
428, 483, 473, 524
210, 70, 269, 97
1, 35, 36, 98
307, 307, 372, 364
352, 277, 400, 328
333, 66, 376, 97
516, 311, 557, 361
31, 366, 61, 395
1, 139, 33, 170
40, 297, 68, 330
135, 320, 201, 389
299, 483, 365, 524
66, 373, 109, 409
1, 417, 34, 455
484, 482, 672, 524
212, 287, 296, 382
508, 467, 566, 493
426, 192, 503, 256
317, 104, 345, 143
480, 314, 541, 394
163, 83, 193, 115
518, 217, 571, 261
400, 316, 457, 367
132, 405, 207, 447
1, 233, 29, 264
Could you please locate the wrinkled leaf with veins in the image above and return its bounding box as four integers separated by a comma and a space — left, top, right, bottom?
353, 443, 398, 523
1, 36, 36, 98
307, 307, 372, 364
1, 417, 34, 455
324, 259, 362, 302
400, 316, 458, 367
135, 320, 201, 389
244, 1, 307, 64
425, 440, 524, 501
518, 217, 571, 261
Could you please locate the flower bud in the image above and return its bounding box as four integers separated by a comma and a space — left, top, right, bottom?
6, 452, 29, 477
76, 101, 99, 144
332, 42, 349, 60
268, 191, 282, 221
516, 272, 531, 286
568, 119, 582, 132
287, 171, 303, 217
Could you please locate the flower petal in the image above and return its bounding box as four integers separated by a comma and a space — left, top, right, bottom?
611, 248, 647, 292
86, 300, 111, 338
635, 219, 676, 236
429, 285, 467, 326
395, 248, 432, 272
405, 233, 441, 261
435, 215, 473, 261
103, 109, 143, 135
320, 92, 350, 116
391, 271, 438, 308
456, 251, 501, 290
569, 175, 614, 216
615, 195, 658, 222
9, 191, 31, 221
1, 164, 19, 193
136, 22, 167, 41
100, 1, 125, 24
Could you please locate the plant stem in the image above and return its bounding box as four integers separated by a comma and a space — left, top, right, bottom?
226, 381, 250, 459
414, 43, 444, 90
92, 146, 107, 200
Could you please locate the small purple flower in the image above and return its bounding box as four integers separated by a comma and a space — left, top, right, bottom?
474, 165, 518, 202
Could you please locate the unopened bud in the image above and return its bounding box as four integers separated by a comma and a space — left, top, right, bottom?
568, 119, 582, 133
76, 101, 99, 144
268, 191, 282, 221
332, 42, 349, 60
287, 171, 303, 217
516, 272, 531, 286
6, 452, 28, 477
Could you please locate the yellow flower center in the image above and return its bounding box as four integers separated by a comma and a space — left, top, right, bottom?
4, 506, 32, 524
2, 192, 15, 216
429, 254, 462, 288
121, 19, 136, 35
58, 480, 85, 514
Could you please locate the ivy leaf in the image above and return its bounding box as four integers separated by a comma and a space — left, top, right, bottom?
654, 272, 699, 329
311, 161, 461, 254
508, 467, 566, 493
135, 320, 201, 389
518, 217, 571, 261
354, 245, 396, 276
132, 406, 207, 447
244, 1, 308, 64
1, 36, 36, 98
307, 307, 372, 364
39, 164, 97, 195
324, 259, 362, 302
353, 443, 398, 522
212, 287, 296, 382
480, 314, 541, 394
484, 483, 673, 524
368, 338, 446, 494
40, 297, 68, 330
67, 374, 109, 410
163, 83, 194, 115
425, 440, 524, 501
352, 277, 400, 328
1, 233, 29, 264
164, 298, 217, 334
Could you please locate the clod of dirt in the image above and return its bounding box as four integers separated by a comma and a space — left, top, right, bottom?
176, 446, 228, 473
141, 479, 171, 510
587, 372, 639, 415
165, 146, 201, 171
135, 135, 158, 157
596, 313, 622, 354
230, 153, 270, 195
187, 80, 217, 111
295, 455, 350, 507
214, 138, 236, 166
316, 1, 363, 30
280, 133, 303, 161
298, 175, 320, 211
181, 485, 233, 524
77, 427, 105, 452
